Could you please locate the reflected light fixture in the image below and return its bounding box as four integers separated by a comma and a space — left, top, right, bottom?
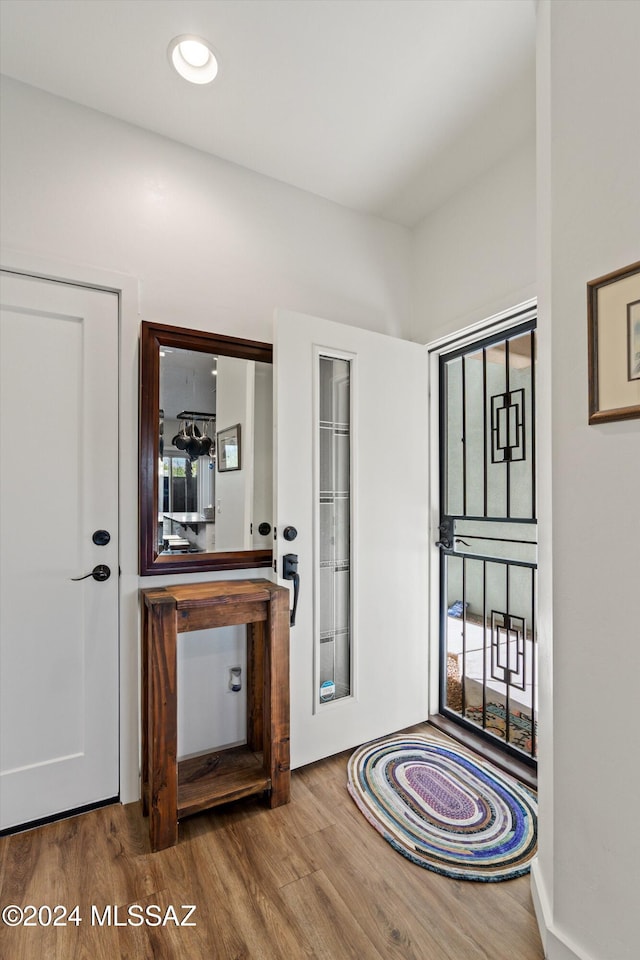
168, 35, 219, 84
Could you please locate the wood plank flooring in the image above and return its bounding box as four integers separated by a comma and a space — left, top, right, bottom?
0, 723, 544, 960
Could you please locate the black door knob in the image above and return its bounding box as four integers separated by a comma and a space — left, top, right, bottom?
258, 522, 272, 536
92, 529, 111, 546
71, 564, 111, 582
283, 526, 298, 542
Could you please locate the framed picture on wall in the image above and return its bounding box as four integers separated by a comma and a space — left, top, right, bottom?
628, 299, 640, 381
217, 423, 241, 471
587, 260, 640, 423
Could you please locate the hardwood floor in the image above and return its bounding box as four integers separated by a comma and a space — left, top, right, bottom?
0, 723, 544, 960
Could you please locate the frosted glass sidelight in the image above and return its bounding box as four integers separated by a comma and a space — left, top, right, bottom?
318, 356, 351, 702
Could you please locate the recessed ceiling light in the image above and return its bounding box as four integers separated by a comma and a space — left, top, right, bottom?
168, 35, 219, 85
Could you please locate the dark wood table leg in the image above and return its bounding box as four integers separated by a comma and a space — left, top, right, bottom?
266, 587, 290, 808
246, 621, 264, 752
148, 597, 179, 851
141, 598, 150, 818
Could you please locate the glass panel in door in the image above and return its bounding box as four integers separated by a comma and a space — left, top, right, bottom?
318, 355, 351, 703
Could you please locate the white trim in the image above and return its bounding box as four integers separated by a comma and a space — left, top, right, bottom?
1, 246, 140, 806
0, 247, 138, 298
530, 858, 551, 958
531, 859, 598, 960
427, 298, 537, 354
312, 343, 321, 714
425, 298, 537, 716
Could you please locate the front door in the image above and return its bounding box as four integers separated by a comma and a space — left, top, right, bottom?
0, 271, 119, 830
438, 318, 538, 765
275, 309, 429, 769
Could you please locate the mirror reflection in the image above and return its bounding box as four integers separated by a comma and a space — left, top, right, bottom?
158, 348, 273, 557
139, 321, 273, 575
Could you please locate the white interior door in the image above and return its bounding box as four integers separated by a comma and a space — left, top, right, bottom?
0, 271, 119, 830
275, 309, 429, 769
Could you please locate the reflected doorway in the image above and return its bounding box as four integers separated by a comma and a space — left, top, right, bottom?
157, 346, 272, 557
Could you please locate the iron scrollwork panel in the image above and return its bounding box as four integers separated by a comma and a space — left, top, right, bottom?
490, 610, 527, 691
491, 388, 526, 464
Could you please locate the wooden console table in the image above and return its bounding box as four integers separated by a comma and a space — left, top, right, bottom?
140, 579, 290, 851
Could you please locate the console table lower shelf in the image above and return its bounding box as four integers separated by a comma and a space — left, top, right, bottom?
140, 579, 291, 852
178, 746, 269, 819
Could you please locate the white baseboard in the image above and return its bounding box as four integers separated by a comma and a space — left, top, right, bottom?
530, 858, 551, 957
530, 859, 598, 960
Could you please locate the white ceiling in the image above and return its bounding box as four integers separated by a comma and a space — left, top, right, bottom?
0, 0, 536, 227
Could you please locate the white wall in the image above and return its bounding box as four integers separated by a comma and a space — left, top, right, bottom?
0, 78, 412, 795
411, 137, 536, 342
533, 4, 640, 960
0, 79, 411, 342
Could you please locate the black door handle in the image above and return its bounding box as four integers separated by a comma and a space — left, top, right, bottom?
282, 553, 299, 626
71, 564, 111, 582
435, 518, 453, 550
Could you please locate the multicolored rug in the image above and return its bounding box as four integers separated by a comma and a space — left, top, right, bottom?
347, 734, 537, 882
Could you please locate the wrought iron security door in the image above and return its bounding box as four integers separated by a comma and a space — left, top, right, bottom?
438, 319, 537, 766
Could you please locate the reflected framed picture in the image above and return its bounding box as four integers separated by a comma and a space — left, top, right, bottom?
217, 423, 241, 471
587, 260, 640, 423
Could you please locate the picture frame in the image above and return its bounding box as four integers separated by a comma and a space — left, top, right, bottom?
217, 423, 241, 471
628, 299, 640, 382
587, 260, 640, 424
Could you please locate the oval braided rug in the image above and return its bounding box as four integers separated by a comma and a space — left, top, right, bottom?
347, 734, 537, 882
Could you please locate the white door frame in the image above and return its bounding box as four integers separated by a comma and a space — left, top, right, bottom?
0, 247, 140, 805
425, 298, 537, 716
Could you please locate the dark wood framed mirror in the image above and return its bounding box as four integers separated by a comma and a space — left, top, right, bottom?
139, 321, 273, 576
